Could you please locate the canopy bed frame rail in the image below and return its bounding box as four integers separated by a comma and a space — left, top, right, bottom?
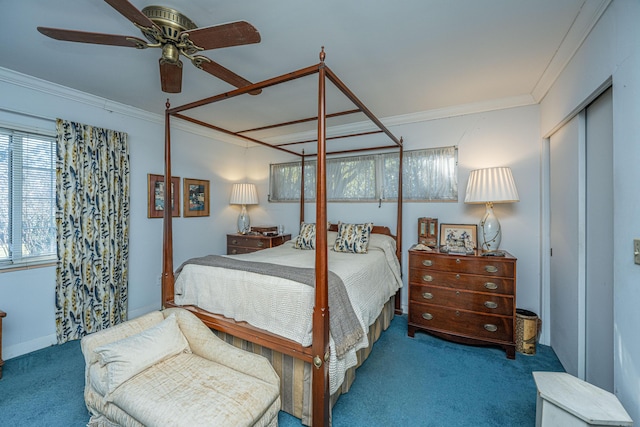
161, 48, 403, 426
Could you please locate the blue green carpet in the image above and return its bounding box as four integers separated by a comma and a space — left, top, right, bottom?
0, 315, 563, 426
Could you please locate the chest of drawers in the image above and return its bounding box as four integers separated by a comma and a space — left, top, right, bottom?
408, 249, 517, 359
227, 233, 291, 255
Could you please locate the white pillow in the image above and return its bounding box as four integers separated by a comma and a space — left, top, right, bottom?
93, 313, 190, 396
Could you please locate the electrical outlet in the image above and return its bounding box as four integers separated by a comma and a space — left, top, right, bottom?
635, 239, 640, 265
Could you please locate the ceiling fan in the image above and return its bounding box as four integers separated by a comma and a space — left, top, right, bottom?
37, 0, 261, 94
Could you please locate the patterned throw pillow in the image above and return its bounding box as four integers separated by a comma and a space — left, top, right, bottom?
294, 222, 316, 249
333, 222, 373, 254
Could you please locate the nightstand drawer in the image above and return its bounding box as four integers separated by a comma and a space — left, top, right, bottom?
409, 284, 514, 316
227, 233, 291, 255
227, 235, 267, 249
408, 269, 515, 295
409, 302, 513, 343
409, 252, 515, 277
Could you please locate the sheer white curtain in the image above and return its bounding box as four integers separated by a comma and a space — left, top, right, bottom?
269, 146, 457, 202
327, 155, 376, 200
383, 146, 458, 201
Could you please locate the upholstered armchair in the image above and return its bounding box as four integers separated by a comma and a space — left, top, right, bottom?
81, 308, 281, 427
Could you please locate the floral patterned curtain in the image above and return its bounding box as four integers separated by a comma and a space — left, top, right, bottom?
55, 119, 130, 343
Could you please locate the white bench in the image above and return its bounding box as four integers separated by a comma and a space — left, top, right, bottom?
533, 372, 632, 427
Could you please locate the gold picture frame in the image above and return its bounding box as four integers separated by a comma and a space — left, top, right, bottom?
439, 223, 477, 253
183, 178, 210, 217
147, 174, 180, 218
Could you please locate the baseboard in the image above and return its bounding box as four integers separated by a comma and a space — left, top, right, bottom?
4, 333, 57, 360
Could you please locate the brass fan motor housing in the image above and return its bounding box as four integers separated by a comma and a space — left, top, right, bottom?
141, 5, 197, 42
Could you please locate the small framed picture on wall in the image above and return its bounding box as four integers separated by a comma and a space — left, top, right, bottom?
183, 178, 210, 217
147, 174, 180, 218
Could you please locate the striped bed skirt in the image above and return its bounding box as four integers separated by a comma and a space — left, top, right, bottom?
213, 296, 396, 426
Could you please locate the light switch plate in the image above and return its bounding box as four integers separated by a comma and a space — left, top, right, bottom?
635, 239, 640, 265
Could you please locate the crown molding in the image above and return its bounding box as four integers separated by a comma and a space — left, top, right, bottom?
0, 66, 536, 149
262, 94, 537, 146
531, 0, 612, 102
0, 66, 248, 146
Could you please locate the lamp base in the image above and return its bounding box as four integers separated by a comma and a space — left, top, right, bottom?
478, 202, 501, 252
237, 205, 250, 234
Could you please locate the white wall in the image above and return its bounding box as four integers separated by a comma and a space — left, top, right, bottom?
0, 69, 248, 358
540, 0, 640, 421
245, 105, 542, 314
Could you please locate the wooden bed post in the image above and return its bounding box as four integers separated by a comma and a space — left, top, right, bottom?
300, 151, 305, 224
396, 140, 404, 314
161, 99, 175, 307
312, 47, 330, 426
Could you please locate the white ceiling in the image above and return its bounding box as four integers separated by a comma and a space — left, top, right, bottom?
1, 0, 610, 137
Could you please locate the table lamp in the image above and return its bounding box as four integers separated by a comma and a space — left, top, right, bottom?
464, 167, 519, 252
230, 183, 258, 234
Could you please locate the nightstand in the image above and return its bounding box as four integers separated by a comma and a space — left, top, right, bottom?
408, 248, 517, 359
227, 233, 291, 255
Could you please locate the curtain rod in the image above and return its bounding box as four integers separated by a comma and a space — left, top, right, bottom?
0, 107, 56, 123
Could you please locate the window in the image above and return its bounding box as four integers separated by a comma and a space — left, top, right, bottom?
269, 146, 457, 202
0, 127, 57, 268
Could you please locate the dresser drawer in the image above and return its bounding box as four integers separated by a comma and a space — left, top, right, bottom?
409, 252, 515, 277
409, 284, 514, 316
408, 268, 515, 295
409, 302, 513, 343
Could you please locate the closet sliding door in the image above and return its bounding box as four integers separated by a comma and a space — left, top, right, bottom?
549, 87, 613, 391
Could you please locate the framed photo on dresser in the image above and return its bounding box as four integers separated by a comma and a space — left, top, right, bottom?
439, 223, 477, 253
418, 217, 438, 247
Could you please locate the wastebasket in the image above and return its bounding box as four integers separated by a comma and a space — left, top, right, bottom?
515, 309, 540, 355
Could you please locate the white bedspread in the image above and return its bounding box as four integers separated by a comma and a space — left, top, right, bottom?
174, 231, 402, 393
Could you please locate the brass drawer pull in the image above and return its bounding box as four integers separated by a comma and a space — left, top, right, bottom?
484, 301, 498, 309
231, 239, 238, 245
484, 282, 498, 290
455, 274, 460, 279
422, 312, 433, 320
422, 292, 433, 300
257, 241, 264, 247
422, 274, 433, 282
484, 324, 498, 332
230, 249, 238, 254
422, 259, 433, 267
485, 265, 498, 273
456, 258, 461, 263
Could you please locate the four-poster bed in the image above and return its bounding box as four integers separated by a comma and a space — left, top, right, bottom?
161, 48, 404, 426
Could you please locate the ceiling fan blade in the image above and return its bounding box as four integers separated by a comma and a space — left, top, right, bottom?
104, 0, 157, 29
37, 27, 147, 48
197, 58, 261, 95
185, 21, 260, 50
160, 59, 183, 93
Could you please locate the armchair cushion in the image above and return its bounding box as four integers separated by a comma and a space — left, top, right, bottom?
93, 313, 190, 397
82, 308, 281, 427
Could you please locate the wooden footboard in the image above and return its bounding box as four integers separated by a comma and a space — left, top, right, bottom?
209, 296, 396, 426
164, 300, 314, 362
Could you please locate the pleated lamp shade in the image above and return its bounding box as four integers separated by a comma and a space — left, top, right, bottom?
229, 183, 259, 205
464, 167, 519, 252
465, 167, 520, 204
230, 183, 258, 234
